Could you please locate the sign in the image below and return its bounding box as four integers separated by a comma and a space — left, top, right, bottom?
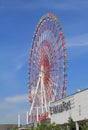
50, 100, 71, 115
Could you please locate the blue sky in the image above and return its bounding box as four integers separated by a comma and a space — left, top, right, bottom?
0, 0, 88, 124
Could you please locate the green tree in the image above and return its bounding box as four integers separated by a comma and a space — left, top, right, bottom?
81, 124, 88, 130
35, 122, 61, 130
68, 117, 74, 130
12, 126, 18, 130
53, 124, 61, 130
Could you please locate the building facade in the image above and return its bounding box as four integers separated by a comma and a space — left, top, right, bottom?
50, 88, 88, 130
0, 124, 18, 130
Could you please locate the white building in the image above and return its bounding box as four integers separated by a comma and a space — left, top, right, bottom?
50, 88, 88, 130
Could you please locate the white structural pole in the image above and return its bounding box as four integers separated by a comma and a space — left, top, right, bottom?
42, 79, 47, 112
41, 77, 43, 113
37, 107, 39, 122
29, 65, 48, 121
41, 65, 47, 112
75, 122, 79, 130
26, 111, 29, 124
18, 114, 20, 127
29, 77, 40, 115
40, 66, 44, 113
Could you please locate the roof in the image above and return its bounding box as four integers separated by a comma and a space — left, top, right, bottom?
51, 88, 88, 104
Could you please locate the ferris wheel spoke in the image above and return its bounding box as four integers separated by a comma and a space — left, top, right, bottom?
31, 61, 40, 69
47, 81, 59, 99
49, 77, 62, 91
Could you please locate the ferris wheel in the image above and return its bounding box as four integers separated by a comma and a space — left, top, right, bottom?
28, 13, 67, 123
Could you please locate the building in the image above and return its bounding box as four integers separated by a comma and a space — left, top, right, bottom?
0, 124, 18, 130
50, 88, 88, 130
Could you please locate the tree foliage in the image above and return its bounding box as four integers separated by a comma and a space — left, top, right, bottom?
68, 117, 74, 130
81, 123, 88, 130
12, 126, 18, 130
35, 122, 61, 130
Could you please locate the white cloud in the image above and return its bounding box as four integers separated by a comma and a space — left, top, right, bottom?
0, 100, 28, 124
0, 94, 29, 124
67, 33, 88, 47
5, 94, 29, 103
67, 42, 88, 47
16, 64, 23, 71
